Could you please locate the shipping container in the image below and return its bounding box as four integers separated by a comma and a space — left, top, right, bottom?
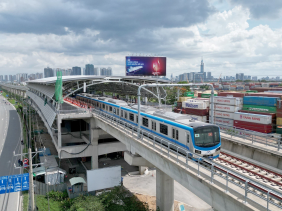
276, 117, 282, 126
212, 117, 234, 127
182, 101, 209, 109
238, 110, 276, 119
277, 112, 282, 118
212, 96, 243, 106
246, 90, 258, 93
276, 126, 282, 134
242, 104, 276, 113
243, 96, 279, 107
177, 102, 182, 109
277, 100, 282, 109
246, 93, 282, 99
234, 112, 272, 125
218, 92, 246, 98
211, 110, 235, 119
233, 120, 272, 133
201, 93, 218, 98
188, 115, 207, 122
184, 92, 194, 97
177, 97, 192, 102
215, 104, 242, 112
183, 107, 209, 116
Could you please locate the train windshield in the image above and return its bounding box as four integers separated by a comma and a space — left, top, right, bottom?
193, 126, 220, 147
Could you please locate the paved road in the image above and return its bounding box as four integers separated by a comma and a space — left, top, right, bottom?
0, 96, 22, 211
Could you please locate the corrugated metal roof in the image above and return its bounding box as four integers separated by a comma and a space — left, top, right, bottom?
27, 83, 55, 99
69, 177, 86, 186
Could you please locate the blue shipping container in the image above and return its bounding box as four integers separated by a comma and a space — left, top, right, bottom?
243, 96, 279, 107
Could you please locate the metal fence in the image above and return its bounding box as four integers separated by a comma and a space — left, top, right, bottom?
34, 181, 67, 195
217, 124, 282, 151
91, 108, 282, 210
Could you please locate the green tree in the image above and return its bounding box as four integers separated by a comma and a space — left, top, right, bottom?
70, 195, 105, 211
165, 82, 191, 105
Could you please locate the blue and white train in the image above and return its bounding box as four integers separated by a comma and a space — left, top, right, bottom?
76, 94, 221, 159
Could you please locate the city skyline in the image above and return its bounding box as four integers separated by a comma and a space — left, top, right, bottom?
0, 1, 281, 78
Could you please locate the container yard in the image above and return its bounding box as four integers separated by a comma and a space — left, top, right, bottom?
173, 86, 282, 135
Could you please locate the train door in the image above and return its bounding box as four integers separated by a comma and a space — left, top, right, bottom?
172, 127, 179, 142
186, 132, 191, 150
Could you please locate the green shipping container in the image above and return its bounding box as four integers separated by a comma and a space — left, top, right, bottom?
201, 93, 218, 98
242, 104, 276, 113
184, 92, 194, 97
246, 90, 258, 93
276, 126, 282, 134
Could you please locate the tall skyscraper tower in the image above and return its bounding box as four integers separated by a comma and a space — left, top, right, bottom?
85, 64, 94, 75
200, 57, 204, 73
44, 67, 54, 78
71, 66, 81, 75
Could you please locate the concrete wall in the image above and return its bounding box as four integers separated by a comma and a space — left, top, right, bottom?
221, 138, 282, 170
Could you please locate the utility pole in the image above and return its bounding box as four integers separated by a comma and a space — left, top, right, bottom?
29, 102, 35, 211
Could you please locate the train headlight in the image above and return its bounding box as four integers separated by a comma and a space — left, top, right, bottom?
216, 147, 221, 152
195, 150, 201, 154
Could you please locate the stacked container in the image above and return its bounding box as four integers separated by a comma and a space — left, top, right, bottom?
233, 112, 273, 133
277, 100, 282, 134
238, 96, 279, 133
182, 98, 209, 122
209, 96, 243, 127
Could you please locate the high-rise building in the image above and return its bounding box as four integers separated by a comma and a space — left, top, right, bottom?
252, 76, 257, 81
200, 58, 204, 73
100, 67, 112, 76
236, 73, 244, 80
8, 75, 12, 82
94, 68, 99, 75
179, 73, 188, 82
207, 72, 211, 79
5, 75, 8, 81
0, 75, 3, 81
72, 66, 81, 75
44, 67, 54, 78
85, 64, 94, 75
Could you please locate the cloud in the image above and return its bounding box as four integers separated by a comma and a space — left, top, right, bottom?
229, 0, 282, 19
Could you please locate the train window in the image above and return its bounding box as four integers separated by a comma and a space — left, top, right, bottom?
142, 118, 148, 127
117, 109, 119, 116
125, 112, 128, 119
109, 106, 112, 112
172, 129, 175, 139
186, 134, 189, 143
103, 104, 105, 109
129, 113, 134, 121
113, 108, 116, 114
151, 121, 156, 131
160, 124, 168, 135
176, 130, 179, 140
121, 110, 123, 117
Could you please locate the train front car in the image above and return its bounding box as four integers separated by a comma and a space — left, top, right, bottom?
192, 124, 221, 159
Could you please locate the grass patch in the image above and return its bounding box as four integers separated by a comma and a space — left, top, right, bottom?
22, 191, 29, 211
36, 195, 62, 211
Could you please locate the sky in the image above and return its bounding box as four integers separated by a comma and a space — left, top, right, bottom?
0, 0, 281, 78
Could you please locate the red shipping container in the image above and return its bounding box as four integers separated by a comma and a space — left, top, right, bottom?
218, 92, 246, 98
246, 93, 282, 99
277, 112, 282, 118
233, 120, 272, 133
238, 110, 276, 119
184, 107, 209, 116
198, 93, 202, 97
177, 102, 182, 109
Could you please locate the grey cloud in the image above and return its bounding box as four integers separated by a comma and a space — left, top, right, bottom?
230, 0, 282, 19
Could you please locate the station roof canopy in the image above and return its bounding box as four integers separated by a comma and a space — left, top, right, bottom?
26, 76, 170, 99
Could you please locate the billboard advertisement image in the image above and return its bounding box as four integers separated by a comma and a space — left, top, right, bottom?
126, 56, 166, 76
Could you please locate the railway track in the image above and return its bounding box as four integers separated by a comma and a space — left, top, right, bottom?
213, 152, 282, 205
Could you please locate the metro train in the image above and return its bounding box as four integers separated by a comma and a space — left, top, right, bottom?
76, 94, 221, 159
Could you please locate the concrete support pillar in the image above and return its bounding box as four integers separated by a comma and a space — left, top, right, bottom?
90, 118, 99, 169
156, 169, 174, 211
57, 116, 62, 148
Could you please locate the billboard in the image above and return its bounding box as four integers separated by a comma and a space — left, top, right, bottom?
126, 56, 166, 76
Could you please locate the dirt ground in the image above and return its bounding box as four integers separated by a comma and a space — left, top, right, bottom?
134, 193, 194, 211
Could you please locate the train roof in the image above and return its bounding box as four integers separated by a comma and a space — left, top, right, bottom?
108, 99, 128, 106
130, 105, 157, 114
153, 111, 191, 121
